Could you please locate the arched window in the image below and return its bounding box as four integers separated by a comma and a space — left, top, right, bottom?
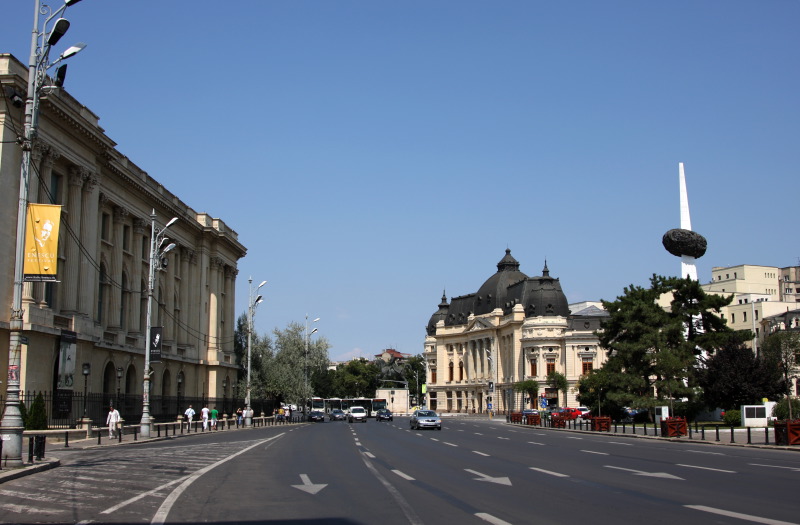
449, 362, 454, 382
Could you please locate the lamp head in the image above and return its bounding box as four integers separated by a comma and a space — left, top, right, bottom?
82, 362, 91, 376
59, 42, 86, 60
48, 18, 71, 46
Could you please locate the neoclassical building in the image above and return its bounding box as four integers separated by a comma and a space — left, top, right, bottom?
1, 54, 245, 419
424, 249, 609, 413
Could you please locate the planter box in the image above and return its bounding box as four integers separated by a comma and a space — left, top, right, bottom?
551, 415, 567, 428
774, 420, 800, 446
591, 416, 611, 432
660, 417, 688, 437
526, 414, 541, 426
509, 412, 523, 423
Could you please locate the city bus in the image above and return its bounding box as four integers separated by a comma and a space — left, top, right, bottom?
371, 398, 388, 417
324, 397, 342, 414
308, 397, 325, 412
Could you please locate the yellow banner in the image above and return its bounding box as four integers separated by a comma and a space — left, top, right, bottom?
24, 203, 61, 282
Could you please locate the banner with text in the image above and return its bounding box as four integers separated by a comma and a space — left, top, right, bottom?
24, 203, 62, 282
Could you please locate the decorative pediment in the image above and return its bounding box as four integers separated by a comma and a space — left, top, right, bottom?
466, 317, 494, 333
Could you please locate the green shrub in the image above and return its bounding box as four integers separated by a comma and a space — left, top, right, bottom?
26, 392, 48, 430
18, 399, 28, 427
722, 409, 741, 427
772, 398, 800, 421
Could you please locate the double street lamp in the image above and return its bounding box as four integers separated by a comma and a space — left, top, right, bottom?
2, 0, 88, 468
304, 315, 319, 413
245, 277, 266, 426
140, 211, 177, 438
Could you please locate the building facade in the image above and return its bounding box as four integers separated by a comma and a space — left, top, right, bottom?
1, 54, 245, 418
423, 250, 608, 413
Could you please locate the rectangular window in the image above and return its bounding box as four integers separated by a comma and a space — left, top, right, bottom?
743, 311, 747, 322
755, 310, 759, 320
431, 370, 437, 384
546, 360, 555, 375
123, 225, 131, 252
582, 360, 593, 375
731, 313, 735, 323
101, 213, 110, 241
530, 360, 537, 377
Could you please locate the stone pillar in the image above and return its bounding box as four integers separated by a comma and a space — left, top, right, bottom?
106, 206, 127, 331
60, 166, 85, 313
163, 249, 175, 342
79, 174, 100, 317
131, 217, 146, 334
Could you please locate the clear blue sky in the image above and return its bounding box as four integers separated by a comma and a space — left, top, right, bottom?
3, 1, 799, 361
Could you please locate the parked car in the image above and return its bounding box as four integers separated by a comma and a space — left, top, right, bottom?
543, 406, 565, 417
521, 409, 539, 416
561, 407, 582, 420
410, 409, 442, 430
329, 409, 346, 421
375, 408, 393, 421
348, 406, 368, 423
307, 410, 325, 422
576, 406, 591, 419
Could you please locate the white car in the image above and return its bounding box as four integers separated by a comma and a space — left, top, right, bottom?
348, 406, 368, 423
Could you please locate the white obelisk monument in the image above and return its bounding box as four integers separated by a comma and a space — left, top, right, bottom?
678, 162, 698, 281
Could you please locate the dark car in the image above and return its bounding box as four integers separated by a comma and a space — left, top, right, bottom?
375, 408, 393, 421
307, 410, 325, 422
329, 409, 346, 421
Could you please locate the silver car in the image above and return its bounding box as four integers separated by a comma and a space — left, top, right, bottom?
410, 409, 441, 430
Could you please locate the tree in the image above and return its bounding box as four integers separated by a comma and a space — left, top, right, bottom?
576, 368, 622, 419
598, 275, 749, 415
546, 372, 568, 407
761, 330, 800, 420
697, 342, 783, 410
513, 380, 539, 409
26, 392, 48, 430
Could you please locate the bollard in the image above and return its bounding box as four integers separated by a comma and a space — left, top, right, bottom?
765, 427, 770, 445
118, 427, 123, 443
730, 426, 735, 444
157, 425, 161, 438
747, 427, 751, 444
65, 431, 70, 448
715, 426, 720, 442
98, 429, 102, 445
134, 427, 138, 441
28, 437, 34, 463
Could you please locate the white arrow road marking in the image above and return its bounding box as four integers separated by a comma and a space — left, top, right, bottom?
292, 474, 328, 495
687, 505, 797, 525
465, 469, 512, 486
530, 467, 569, 478
605, 466, 684, 480
676, 464, 735, 473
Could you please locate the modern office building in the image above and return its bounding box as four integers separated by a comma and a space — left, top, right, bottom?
423, 249, 608, 413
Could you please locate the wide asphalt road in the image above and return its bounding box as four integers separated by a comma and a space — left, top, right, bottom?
1, 417, 799, 524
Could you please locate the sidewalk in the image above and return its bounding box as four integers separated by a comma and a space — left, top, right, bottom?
0, 417, 303, 484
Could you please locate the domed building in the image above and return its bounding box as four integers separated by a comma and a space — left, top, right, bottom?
423, 249, 608, 414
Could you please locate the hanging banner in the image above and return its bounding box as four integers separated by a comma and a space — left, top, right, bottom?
149, 326, 162, 363
57, 330, 77, 390
24, 203, 62, 282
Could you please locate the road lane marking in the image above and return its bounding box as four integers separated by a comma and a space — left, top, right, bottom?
431, 438, 440, 442
362, 456, 423, 525
749, 463, 800, 472
444, 442, 458, 447
473, 451, 490, 456
676, 464, 735, 473
530, 467, 569, 478
581, 450, 609, 455
567, 436, 583, 440
476, 512, 513, 525
364, 452, 376, 458
392, 470, 415, 481
686, 505, 796, 525
528, 441, 545, 446
475, 432, 484, 435
147, 435, 284, 524
608, 441, 632, 446
497, 437, 509, 440
687, 450, 724, 455
292, 474, 327, 495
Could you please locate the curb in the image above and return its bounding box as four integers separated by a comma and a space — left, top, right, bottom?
0, 458, 60, 484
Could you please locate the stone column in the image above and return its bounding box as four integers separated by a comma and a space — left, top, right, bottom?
106, 206, 127, 331
163, 249, 175, 342
179, 248, 190, 346
131, 217, 146, 334
79, 175, 100, 317
60, 166, 85, 313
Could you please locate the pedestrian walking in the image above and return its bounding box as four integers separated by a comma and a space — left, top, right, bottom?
236, 407, 243, 426
184, 405, 195, 425
201, 405, 210, 430
106, 405, 121, 438
210, 406, 219, 429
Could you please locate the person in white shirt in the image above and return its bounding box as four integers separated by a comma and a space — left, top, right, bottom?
184, 405, 195, 426
201, 405, 210, 430
106, 405, 121, 438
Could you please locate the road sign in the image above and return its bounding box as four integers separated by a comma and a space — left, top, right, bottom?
487, 403, 492, 410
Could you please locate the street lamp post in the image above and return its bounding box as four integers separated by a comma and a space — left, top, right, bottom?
116, 367, 123, 409
2, 0, 87, 468
245, 277, 266, 426
81, 363, 91, 422
304, 315, 319, 413
140, 211, 177, 438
